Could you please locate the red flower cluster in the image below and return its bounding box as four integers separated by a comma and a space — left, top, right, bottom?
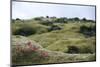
27, 41, 38, 51
40, 51, 48, 57
27, 41, 48, 57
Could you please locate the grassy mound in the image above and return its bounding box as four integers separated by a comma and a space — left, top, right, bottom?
28, 23, 95, 54
12, 36, 95, 65
12, 21, 49, 36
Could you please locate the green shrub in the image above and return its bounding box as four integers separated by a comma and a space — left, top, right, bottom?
64, 44, 95, 54
12, 23, 49, 36
79, 44, 95, 53
34, 17, 42, 20
73, 17, 80, 21
13, 26, 36, 36
54, 18, 67, 23
82, 18, 87, 21
67, 46, 79, 53
48, 25, 62, 31
79, 25, 96, 37
40, 21, 53, 26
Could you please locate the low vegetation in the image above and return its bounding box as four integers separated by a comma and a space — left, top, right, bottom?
12, 16, 96, 65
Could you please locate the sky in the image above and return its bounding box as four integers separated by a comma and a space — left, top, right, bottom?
12, 1, 96, 20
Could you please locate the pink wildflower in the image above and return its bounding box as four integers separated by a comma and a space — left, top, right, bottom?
27, 41, 38, 51
41, 51, 48, 57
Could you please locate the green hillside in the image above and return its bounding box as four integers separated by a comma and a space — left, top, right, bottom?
12, 17, 96, 65
28, 22, 95, 53
12, 36, 95, 65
